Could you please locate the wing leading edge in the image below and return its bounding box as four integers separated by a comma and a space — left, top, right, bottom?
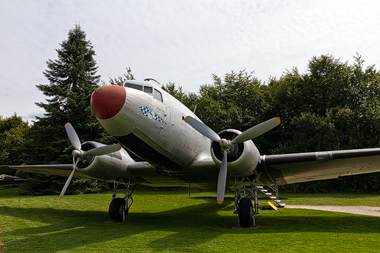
2, 163, 156, 182
1, 164, 91, 178
259, 148, 380, 185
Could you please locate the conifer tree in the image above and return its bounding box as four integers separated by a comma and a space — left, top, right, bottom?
29, 23, 104, 164
22, 24, 109, 195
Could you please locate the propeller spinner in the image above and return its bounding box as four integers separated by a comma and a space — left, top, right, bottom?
185, 116, 280, 204
59, 123, 121, 198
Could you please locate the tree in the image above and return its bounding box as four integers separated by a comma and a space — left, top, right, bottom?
106, 67, 135, 86
27, 23, 105, 164
162, 71, 270, 151
264, 54, 380, 154
161, 82, 198, 111
194, 70, 265, 133
0, 114, 30, 165
22, 24, 109, 195
263, 54, 380, 193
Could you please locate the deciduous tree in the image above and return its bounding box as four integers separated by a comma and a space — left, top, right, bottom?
0, 114, 30, 165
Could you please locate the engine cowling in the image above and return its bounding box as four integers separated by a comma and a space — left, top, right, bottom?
75, 141, 135, 180
210, 129, 260, 178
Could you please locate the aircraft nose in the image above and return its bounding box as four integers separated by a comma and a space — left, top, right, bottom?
91, 85, 126, 119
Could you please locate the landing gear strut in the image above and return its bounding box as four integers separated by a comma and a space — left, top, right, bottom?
234, 177, 258, 227
108, 179, 134, 222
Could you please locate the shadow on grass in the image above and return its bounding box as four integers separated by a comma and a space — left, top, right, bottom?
1, 196, 380, 252
0, 198, 236, 252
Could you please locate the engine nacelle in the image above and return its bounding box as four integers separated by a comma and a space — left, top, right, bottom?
211, 129, 260, 178
75, 141, 135, 180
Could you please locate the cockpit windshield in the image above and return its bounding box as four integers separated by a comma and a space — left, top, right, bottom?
124, 82, 153, 95
124, 82, 143, 91
123, 80, 162, 102
144, 86, 153, 94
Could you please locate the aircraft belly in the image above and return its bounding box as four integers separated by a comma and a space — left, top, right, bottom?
128, 161, 232, 190
115, 133, 184, 169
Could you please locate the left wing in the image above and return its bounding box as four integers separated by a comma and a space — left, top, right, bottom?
1, 164, 92, 178
259, 148, 380, 185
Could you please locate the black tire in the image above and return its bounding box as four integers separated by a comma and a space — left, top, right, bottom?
109, 197, 127, 222
238, 197, 253, 227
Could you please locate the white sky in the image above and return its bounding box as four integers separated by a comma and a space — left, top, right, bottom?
1, 0, 380, 122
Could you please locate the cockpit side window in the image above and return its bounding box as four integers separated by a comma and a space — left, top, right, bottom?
124, 83, 142, 91
153, 89, 163, 102
144, 86, 153, 94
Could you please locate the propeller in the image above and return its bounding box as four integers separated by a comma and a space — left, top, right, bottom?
185, 116, 280, 204
59, 123, 121, 198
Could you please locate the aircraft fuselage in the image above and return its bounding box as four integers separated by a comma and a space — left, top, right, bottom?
92, 81, 211, 172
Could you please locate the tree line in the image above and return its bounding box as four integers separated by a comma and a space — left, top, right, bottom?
1, 24, 380, 194
161, 54, 380, 193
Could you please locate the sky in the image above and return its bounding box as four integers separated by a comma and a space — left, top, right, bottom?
1, 0, 380, 122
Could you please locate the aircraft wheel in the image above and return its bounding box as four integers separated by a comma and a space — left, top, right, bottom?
238, 197, 253, 227
109, 197, 127, 222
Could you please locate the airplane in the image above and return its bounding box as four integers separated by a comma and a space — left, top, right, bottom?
0, 173, 28, 184
3, 78, 380, 227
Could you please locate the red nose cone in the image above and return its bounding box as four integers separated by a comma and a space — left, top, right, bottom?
91, 86, 126, 119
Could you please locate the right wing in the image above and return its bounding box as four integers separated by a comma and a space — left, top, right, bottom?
259, 148, 380, 185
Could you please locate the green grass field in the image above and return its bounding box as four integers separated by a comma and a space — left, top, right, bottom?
1, 188, 380, 252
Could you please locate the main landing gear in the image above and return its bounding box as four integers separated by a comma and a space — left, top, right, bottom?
234, 177, 259, 227
109, 179, 134, 222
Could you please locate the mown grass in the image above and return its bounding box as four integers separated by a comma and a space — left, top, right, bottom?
1, 187, 380, 252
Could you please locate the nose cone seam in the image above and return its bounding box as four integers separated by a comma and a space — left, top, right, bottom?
91, 86, 126, 119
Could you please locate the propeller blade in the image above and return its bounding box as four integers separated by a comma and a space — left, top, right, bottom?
59, 163, 76, 198
231, 117, 280, 144
217, 150, 228, 204
84, 144, 121, 156
65, 123, 81, 150
184, 116, 221, 142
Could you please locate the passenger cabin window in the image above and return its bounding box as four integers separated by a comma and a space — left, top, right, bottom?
154, 89, 163, 102
124, 83, 142, 91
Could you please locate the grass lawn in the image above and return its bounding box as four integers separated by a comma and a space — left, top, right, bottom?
1, 187, 380, 252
